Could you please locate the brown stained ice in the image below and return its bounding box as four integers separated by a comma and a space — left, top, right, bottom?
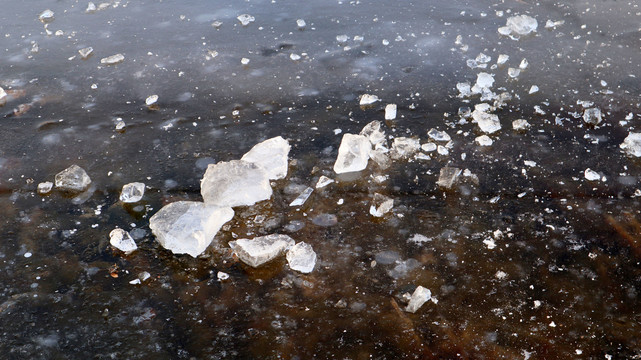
55, 164, 92, 192
200, 160, 272, 207
229, 234, 295, 267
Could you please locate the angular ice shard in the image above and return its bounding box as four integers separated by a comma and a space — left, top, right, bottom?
582, 108, 602, 126
149, 201, 234, 257
237, 14, 255, 26
405, 286, 431, 313
286, 242, 317, 273
360, 121, 386, 147
86, 2, 97, 13
145, 95, 158, 106
289, 187, 313, 207
427, 128, 451, 142
240, 136, 291, 180
296, 19, 306, 29
369, 193, 394, 217
498, 15, 538, 39
472, 105, 501, 134
37, 181, 53, 194
359, 94, 379, 106
385, 104, 397, 120
475, 135, 493, 146
101, 54, 124, 65
497, 54, 509, 65
512, 119, 530, 131
229, 234, 295, 267
201, 160, 272, 207
109, 228, 137, 254
584, 168, 601, 181
620, 133, 641, 157
120, 182, 145, 203
39, 9, 55, 23
333, 134, 371, 174
55, 164, 92, 192
390, 137, 420, 159
508, 67, 521, 78
78, 47, 93, 59
315, 175, 334, 189
436, 167, 462, 189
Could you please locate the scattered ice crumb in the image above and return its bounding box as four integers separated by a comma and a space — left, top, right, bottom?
495, 270, 507, 279
483, 238, 496, 249
475, 135, 493, 146
529, 85, 539, 94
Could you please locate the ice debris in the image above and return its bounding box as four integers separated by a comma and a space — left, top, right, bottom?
37, 181, 53, 194
39, 9, 55, 23
86, 2, 97, 13
584, 169, 602, 182
0, 87, 6, 105
237, 14, 255, 26
55, 165, 92, 192
475, 135, 493, 146
145, 95, 158, 106
508, 68, 521, 78
100, 54, 124, 65
109, 228, 137, 254
497, 54, 509, 65
120, 182, 145, 203
315, 176, 334, 189
582, 108, 602, 126
286, 242, 317, 273
78, 47, 93, 59
359, 94, 379, 106
512, 119, 531, 131
472, 104, 501, 134
498, 15, 538, 39
390, 137, 420, 159
334, 134, 371, 174
369, 193, 394, 217
240, 136, 291, 180
437, 167, 462, 189
427, 128, 451, 142
620, 133, 641, 157
385, 104, 397, 120
360, 121, 386, 147
405, 286, 431, 313
201, 160, 272, 207
229, 234, 295, 267
149, 201, 234, 257
289, 187, 313, 207
296, 19, 306, 29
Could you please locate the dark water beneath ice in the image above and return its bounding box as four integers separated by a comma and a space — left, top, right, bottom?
1, 0, 641, 358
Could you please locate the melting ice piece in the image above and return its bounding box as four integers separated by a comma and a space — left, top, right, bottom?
109, 228, 137, 254
360, 121, 386, 147
359, 94, 379, 106
149, 201, 234, 257
436, 167, 462, 189
620, 133, 641, 157
55, 164, 92, 192
289, 187, 313, 207
390, 137, 420, 159
457, 82, 471, 97
201, 160, 272, 207
333, 134, 371, 174
286, 242, 317, 273
474, 72, 495, 90
369, 193, 394, 217
385, 104, 397, 120
405, 286, 432, 313
39, 9, 55, 23
582, 108, 602, 125
508, 67, 521, 78
427, 128, 451, 142
145, 95, 158, 106
315, 175, 334, 189
229, 234, 295, 267
120, 182, 145, 203
472, 105, 501, 134
240, 136, 291, 180
101, 54, 124, 65
498, 15, 538, 38
237, 14, 255, 26
78, 47, 93, 59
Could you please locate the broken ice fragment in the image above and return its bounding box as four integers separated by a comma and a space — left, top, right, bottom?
86, 2, 97, 13
582, 108, 602, 125
315, 175, 334, 189
333, 134, 370, 174
78, 47, 93, 59
0, 87, 6, 106
584, 169, 601, 181
475, 135, 493, 146
120, 182, 145, 203
528, 85, 539, 94
427, 128, 451, 142
512, 119, 531, 131
37, 181, 53, 194
109, 228, 137, 254
201, 160, 272, 207
237, 14, 255, 26
408, 234, 431, 244
149, 201, 234, 257
497, 54, 509, 65
472, 105, 501, 134
369, 193, 394, 217
145, 95, 158, 106
405, 286, 431, 313
211, 20, 223, 29
229, 234, 295, 267
421, 142, 437, 152
336, 34, 349, 43
385, 104, 397, 120
474, 72, 495, 90
289, 53, 301, 61
240, 136, 291, 180
498, 15, 538, 39
519, 58, 529, 70
39, 9, 55, 23
437, 145, 449, 156
620, 133, 641, 157
289, 187, 313, 207
359, 94, 379, 106
508, 68, 520, 78
390, 137, 420, 159
436, 167, 462, 189
55, 165, 92, 192
286, 242, 317, 273
544, 19, 564, 29
296, 19, 306, 29
217, 271, 229, 281
241, 57, 250, 65
360, 121, 386, 147
457, 82, 471, 97
101, 54, 124, 65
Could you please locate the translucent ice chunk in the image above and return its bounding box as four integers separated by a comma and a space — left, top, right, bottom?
78, 47, 93, 59
508, 68, 520, 78
427, 128, 451, 142
149, 201, 234, 257
369, 193, 394, 217
237, 14, 255, 26
100, 54, 124, 65
512, 119, 531, 131
39, 9, 55, 23
333, 134, 371, 174
37, 181, 53, 194
120, 182, 145, 203
360, 121, 386, 147
336, 34, 349, 43
519, 58, 529, 70
421, 142, 437, 152
497, 54, 509, 65
229, 234, 295, 267
55, 164, 92, 192
475, 135, 493, 146
582, 108, 602, 125
289, 187, 313, 207
472, 107, 501, 134
620, 133, 641, 157
359, 94, 379, 105
201, 160, 272, 207
315, 175, 334, 189
296, 19, 306, 29
436, 167, 462, 189
385, 104, 397, 120
390, 137, 420, 159
498, 15, 538, 38
528, 85, 539, 94
0, 87, 6, 105
457, 82, 471, 97
240, 136, 291, 180
286, 242, 317, 273
145, 95, 158, 106
86, 2, 97, 13
405, 286, 431, 313
109, 228, 137, 254
475, 72, 495, 89
584, 169, 601, 181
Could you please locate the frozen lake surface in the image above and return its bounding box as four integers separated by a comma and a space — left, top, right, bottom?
1, 0, 641, 358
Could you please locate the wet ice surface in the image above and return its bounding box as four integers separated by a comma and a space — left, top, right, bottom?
1, 0, 641, 358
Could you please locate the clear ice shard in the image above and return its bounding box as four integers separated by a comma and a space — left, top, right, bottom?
405, 286, 431, 313
109, 228, 137, 254
359, 94, 379, 105
289, 187, 313, 207
55, 164, 92, 192
229, 234, 295, 267
498, 15, 538, 38
201, 160, 272, 207
101, 54, 124, 65
240, 136, 291, 180
286, 242, 317, 273
369, 193, 394, 217
472, 105, 501, 134
436, 167, 462, 189
39, 9, 54, 23
78, 47, 93, 59
145, 95, 158, 106
427, 128, 451, 142
333, 134, 371, 174
582, 108, 602, 125
620, 133, 641, 157
390, 137, 420, 159
120, 182, 145, 203
149, 201, 234, 257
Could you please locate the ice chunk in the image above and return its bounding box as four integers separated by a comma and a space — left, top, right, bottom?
240, 136, 291, 180
360, 121, 386, 147
229, 234, 295, 267
369, 148, 390, 168
544, 19, 564, 29
497, 54, 509, 65
437, 145, 449, 156
474, 72, 495, 91
0, 87, 6, 105
620, 133, 641, 157
100, 54, 124, 65
369, 193, 394, 217
78, 47, 93, 59
39, 9, 55, 23
286, 242, 317, 273
529, 85, 539, 94
359, 94, 379, 105
237, 14, 255, 26
145, 95, 158, 106
512, 119, 531, 131
583, 108, 602, 125
109, 228, 137, 254
390, 137, 420, 159
296, 19, 306, 29
408, 234, 431, 244
289, 53, 301, 61
315, 175, 334, 189
55, 164, 92, 192
240, 57, 250, 65
475, 135, 493, 146
498, 15, 538, 39
201, 160, 272, 207
519, 58, 529, 70
289, 187, 313, 207
149, 201, 234, 257
584, 169, 601, 181
120, 182, 145, 203
37, 181, 53, 194
472, 106, 501, 134
217, 271, 229, 281
421, 142, 437, 152
405, 286, 431, 313
385, 104, 397, 120
333, 134, 371, 174
436, 167, 462, 189
86, 2, 97, 13
336, 34, 349, 43
427, 128, 451, 142
457, 82, 471, 97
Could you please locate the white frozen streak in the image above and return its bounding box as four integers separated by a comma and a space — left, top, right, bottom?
286, 242, 317, 273
229, 234, 295, 267
405, 286, 431, 313
240, 136, 291, 180
333, 134, 371, 174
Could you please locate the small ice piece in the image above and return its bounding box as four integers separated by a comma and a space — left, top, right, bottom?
427, 128, 451, 142
120, 182, 145, 203
529, 85, 539, 94
100, 54, 124, 65
476, 53, 491, 64
421, 142, 437, 152
360, 120, 386, 147
115, 120, 126, 130
437, 145, 449, 156
544, 19, 565, 29
359, 94, 379, 106
237, 14, 255, 26
584, 169, 601, 181
201, 160, 272, 207
436, 167, 462, 189
129, 279, 141, 285
475, 135, 493, 146
241, 57, 250, 65
211, 20, 223, 29
583, 108, 602, 125
457, 82, 471, 97
408, 234, 431, 244
369, 193, 394, 217
497, 54, 509, 65
289, 187, 313, 207
472, 106, 501, 134
286, 242, 317, 273
217, 271, 229, 281
458, 106, 471, 118
405, 286, 431, 313
55, 165, 92, 192
0, 87, 6, 105
145, 95, 158, 106
519, 59, 529, 70
508, 67, 520, 78
336, 34, 349, 43
390, 137, 420, 159
385, 104, 397, 120
498, 15, 538, 38
315, 176, 334, 189
483, 238, 496, 249
241, 136, 291, 180
78, 47, 93, 59
229, 234, 295, 267
333, 133, 371, 174
620, 133, 641, 157
296, 19, 306, 29
475, 72, 495, 89
37, 181, 53, 194
109, 228, 137, 254
149, 201, 234, 257
290, 53, 301, 61
86, 2, 97, 13
39, 9, 55, 23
